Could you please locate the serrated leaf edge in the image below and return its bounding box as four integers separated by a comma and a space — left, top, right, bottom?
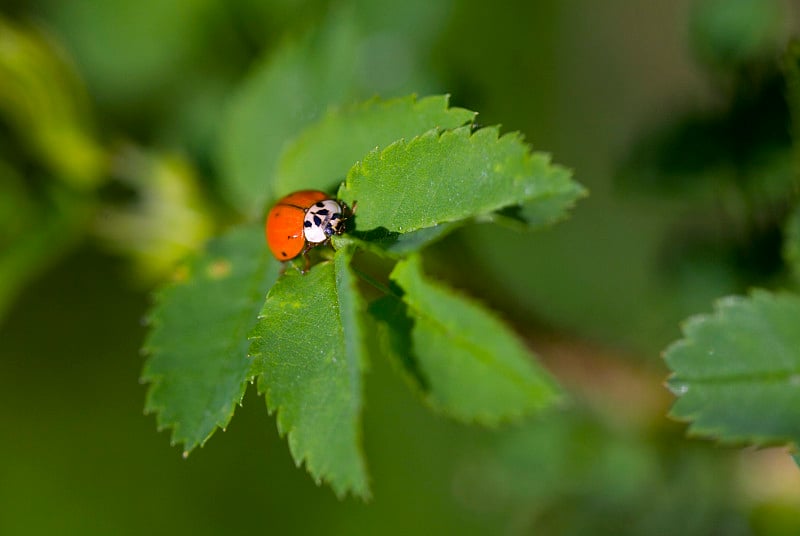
248, 256, 370, 500
140, 236, 269, 455
140, 286, 251, 454
663, 288, 800, 448
391, 256, 564, 426
340, 124, 578, 233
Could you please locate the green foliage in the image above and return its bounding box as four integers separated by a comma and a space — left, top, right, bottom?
0, 168, 89, 322
457, 410, 655, 508
249, 247, 369, 498
218, 11, 362, 217
144, 91, 581, 496
142, 224, 280, 454
690, 0, 788, 69
41, 0, 215, 103
0, 17, 106, 187
385, 255, 562, 423
339, 126, 581, 233
665, 290, 800, 447
11, 0, 800, 532
656, 41, 800, 452
275, 94, 475, 196
449, 410, 746, 534
94, 148, 214, 282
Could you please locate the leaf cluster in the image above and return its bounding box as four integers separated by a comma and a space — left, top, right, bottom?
142, 93, 584, 497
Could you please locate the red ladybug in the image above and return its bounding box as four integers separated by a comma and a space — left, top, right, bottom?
265, 190, 348, 261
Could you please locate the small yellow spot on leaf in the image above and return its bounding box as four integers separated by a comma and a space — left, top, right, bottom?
207, 259, 232, 279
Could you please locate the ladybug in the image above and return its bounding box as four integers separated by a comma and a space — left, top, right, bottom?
265, 190, 350, 262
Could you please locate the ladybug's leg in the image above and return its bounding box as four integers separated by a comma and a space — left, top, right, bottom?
297, 242, 314, 274
341, 200, 357, 220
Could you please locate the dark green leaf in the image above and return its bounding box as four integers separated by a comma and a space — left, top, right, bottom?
338, 126, 580, 234
249, 247, 369, 498
389, 255, 562, 424
665, 290, 800, 446
274, 94, 475, 196
142, 224, 279, 454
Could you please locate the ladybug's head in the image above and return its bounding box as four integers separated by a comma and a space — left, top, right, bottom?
325, 212, 345, 238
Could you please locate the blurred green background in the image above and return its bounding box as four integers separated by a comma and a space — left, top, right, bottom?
2, 0, 800, 534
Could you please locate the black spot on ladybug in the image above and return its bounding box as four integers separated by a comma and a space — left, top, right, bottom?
315, 202, 325, 207
313, 215, 322, 225
304, 221, 312, 227
281, 251, 288, 257
316, 208, 329, 215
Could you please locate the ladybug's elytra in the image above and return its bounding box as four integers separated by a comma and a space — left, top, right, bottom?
265, 190, 349, 261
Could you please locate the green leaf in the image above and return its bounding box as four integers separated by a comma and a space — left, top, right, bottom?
486, 182, 587, 231
387, 255, 562, 424
249, 247, 369, 498
665, 290, 800, 446
337, 133, 582, 257
217, 11, 362, 217
142, 224, 280, 454
274, 94, 476, 196
338, 125, 580, 233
